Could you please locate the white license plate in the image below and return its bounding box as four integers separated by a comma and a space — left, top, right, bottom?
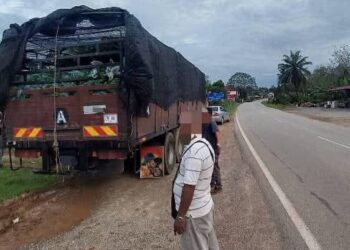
103, 114, 118, 124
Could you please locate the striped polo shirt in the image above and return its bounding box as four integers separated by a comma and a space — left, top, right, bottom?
173, 137, 215, 218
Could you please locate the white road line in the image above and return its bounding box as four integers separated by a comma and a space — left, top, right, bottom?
318, 136, 350, 150
236, 112, 322, 250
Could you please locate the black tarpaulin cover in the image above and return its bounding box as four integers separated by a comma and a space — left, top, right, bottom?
0, 5, 206, 114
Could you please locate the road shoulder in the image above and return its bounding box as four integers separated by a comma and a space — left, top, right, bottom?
19, 119, 284, 250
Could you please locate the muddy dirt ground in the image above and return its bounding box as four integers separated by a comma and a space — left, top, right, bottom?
0, 120, 283, 250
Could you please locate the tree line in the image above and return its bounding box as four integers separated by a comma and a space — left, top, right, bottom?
274, 46, 350, 105
207, 72, 268, 101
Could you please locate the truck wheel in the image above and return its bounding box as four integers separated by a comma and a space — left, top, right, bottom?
174, 128, 184, 162
220, 117, 224, 124
164, 132, 176, 174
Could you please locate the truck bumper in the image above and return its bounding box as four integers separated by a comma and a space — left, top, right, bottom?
12, 140, 129, 160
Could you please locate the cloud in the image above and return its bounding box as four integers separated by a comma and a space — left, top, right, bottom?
0, 0, 25, 14
1, 0, 350, 87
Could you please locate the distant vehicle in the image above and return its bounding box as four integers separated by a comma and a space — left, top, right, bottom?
246, 96, 254, 102
208, 106, 230, 124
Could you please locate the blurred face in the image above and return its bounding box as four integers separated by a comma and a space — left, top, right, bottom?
202, 111, 212, 123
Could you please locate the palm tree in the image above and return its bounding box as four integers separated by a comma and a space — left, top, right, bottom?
278, 50, 312, 98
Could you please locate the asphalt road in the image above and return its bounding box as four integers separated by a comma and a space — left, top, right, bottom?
236, 101, 350, 250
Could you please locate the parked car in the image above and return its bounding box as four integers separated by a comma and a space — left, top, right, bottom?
208, 106, 230, 124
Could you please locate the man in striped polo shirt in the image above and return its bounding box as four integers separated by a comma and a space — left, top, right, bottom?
173, 136, 219, 250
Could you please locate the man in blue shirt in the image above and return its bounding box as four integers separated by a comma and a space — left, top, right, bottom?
202, 108, 222, 193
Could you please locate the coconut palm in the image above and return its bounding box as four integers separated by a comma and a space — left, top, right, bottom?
278, 50, 312, 98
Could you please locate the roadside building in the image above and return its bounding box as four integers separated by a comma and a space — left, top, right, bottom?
225, 85, 238, 102
227, 91, 238, 102
329, 85, 350, 108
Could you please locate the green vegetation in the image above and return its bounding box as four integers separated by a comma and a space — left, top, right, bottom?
273, 46, 350, 106
221, 100, 239, 115
262, 101, 289, 110
209, 100, 239, 115
278, 50, 312, 99
227, 72, 257, 101
2, 155, 42, 169
206, 80, 226, 94
206, 72, 268, 103
0, 166, 58, 203
228, 72, 256, 88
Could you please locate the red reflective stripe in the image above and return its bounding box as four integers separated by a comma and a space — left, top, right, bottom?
23, 129, 32, 137
83, 126, 118, 137
37, 129, 43, 137
94, 126, 107, 136
13, 128, 43, 138
83, 127, 90, 137
13, 128, 19, 136
110, 126, 117, 134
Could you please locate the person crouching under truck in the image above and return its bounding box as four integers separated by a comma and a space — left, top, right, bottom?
173, 132, 220, 250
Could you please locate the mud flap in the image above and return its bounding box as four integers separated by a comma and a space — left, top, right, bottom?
77, 144, 88, 170
41, 143, 51, 173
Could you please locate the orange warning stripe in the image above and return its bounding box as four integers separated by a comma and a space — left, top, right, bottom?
13, 128, 43, 138
83, 126, 118, 137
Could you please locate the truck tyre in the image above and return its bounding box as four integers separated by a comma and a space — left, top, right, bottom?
164, 132, 176, 174
174, 128, 183, 162
77, 145, 88, 170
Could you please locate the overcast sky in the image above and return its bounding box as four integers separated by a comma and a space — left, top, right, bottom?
1, 0, 350, 87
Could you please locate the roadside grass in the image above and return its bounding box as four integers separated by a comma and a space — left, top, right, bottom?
0, 158, 58, 203
221, 100, 239, 115
2, 153, 43, 169
262, 100, 289, 110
